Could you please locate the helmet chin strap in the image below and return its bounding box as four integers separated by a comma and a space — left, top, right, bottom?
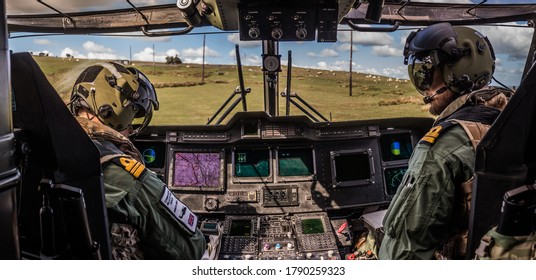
423, 86, 448, 104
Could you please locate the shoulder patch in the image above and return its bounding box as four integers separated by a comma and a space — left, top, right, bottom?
160, 187, 198, 234
110, 156, 147, 179
418, 121, 456, 146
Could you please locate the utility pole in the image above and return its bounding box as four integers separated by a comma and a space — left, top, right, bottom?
152, 43, 155, 72
129, 45, 132, 65
202, 34, 206, 83
349, 31, 353, 97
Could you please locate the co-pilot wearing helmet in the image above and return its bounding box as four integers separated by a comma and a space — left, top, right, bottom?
378, 23, 513, 260
70, 62, 206, 259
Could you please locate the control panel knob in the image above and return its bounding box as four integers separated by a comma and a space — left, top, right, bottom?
296, 28, 307, 40
263, 243, 271, 251
244, 254, 253, 260
306, 252, 313, 259
287, 242, 294, 250
271, 28, 283, 40
248, 27, 260, 39
328, 250, 334, 258
204, 197, 219, 211
275, 243, 282, 251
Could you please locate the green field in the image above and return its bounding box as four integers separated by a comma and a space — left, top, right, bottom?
33, 56, 432, 125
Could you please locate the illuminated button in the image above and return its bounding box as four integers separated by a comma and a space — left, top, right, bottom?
306, 253, 313, 259
328, 250, 334, 258
275, 243, 282, 251
263, 243, 271, 251
287, 243, 294, 250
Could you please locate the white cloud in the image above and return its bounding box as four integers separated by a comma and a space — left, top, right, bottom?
87, 52, 125, 60
34, 39, 51, 45
82, 41, 113, 53
133, 47, 166, 62
227, 49, 261, 66
320, 49, 338, 57
307, 48, 338, 58
382, 67, 407, 79
227, 33, 262, 48
317, 61, 327, 69
338, 30, 394, 46
245, 55, 262, 66
166, 49, 180, 57
337, 43, 358, 52
60, 47, 86, 59
181, 46, 220, 58
372, 45, 403, 57
477, 25, 532, 61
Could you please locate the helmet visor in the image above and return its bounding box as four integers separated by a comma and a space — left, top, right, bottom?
408, 53, 436, 95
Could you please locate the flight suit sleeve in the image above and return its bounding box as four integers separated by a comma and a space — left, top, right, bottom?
104, 164, 207, 259
379, 126, 474, 259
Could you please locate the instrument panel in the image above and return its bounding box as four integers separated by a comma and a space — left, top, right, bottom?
133, 112, 433, 259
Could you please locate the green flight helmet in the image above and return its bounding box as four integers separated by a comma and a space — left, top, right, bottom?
70, 62, 156, 133
404, 22, 496, 95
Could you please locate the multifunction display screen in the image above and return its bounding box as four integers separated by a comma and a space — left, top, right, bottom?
234, 148, 270, 178
301, 218, 325, 234
229, 220, 252, 236
172, 151, 223, 189
278, 147, 314, 177
380, 132, 413, 162
331, 149, 372, 187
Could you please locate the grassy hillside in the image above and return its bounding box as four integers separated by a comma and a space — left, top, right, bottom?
33, 56, 432, 125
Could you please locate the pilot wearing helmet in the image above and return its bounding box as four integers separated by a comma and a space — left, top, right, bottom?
69, 62, 206, 259
378, 23, 513, 259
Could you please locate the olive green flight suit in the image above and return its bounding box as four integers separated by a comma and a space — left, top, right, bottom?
77, 117, 206, 259
379, 87, 511, 259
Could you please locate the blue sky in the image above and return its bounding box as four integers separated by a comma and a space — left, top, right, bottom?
7, 0, 536, 87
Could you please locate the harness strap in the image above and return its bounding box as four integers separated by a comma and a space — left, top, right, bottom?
474, 234, 494, 259
451, 119, 491, 150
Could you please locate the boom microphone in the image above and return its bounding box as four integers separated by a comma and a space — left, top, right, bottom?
423, 87, 448, 104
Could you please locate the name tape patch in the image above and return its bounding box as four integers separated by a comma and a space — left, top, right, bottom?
160, 187, 198, 234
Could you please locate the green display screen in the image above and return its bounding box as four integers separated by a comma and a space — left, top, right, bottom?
278, 148, 314, 176
234, 149, 270, 177
301, 218, 324, 234
384, 166, 408, 196
230, 220, 252, 236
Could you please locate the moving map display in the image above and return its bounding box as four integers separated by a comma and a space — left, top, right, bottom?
171, 151, 223, 190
